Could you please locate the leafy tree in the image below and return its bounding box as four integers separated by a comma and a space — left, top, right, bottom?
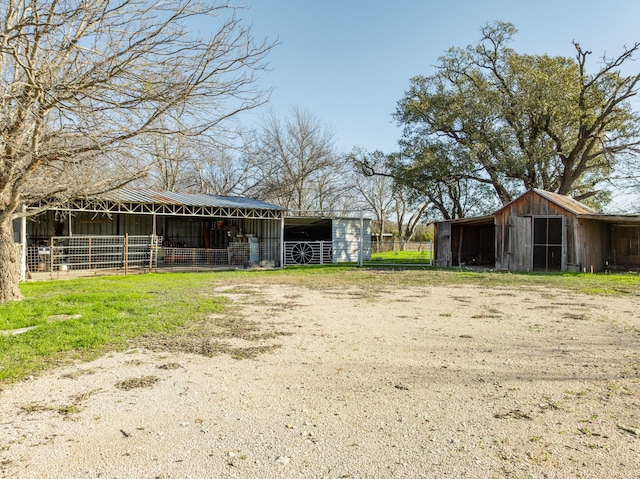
0, 0, 274, 302
395, 21, 640, 209
386, 146, 500, 219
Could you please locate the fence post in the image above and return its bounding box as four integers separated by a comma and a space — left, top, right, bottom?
19, 208, 26, 281
358, 210, 364, 267
50, 237, 54, 279
124, 233, 129, 275
430, 240, 433, 266
149, 235, 155, 273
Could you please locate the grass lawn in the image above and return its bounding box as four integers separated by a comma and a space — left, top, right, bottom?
1, 267, 638, 384
369, 250, 432, 264
0, 273, 226, 383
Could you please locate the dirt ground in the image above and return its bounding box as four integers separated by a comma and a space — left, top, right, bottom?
1, 281, 639, 478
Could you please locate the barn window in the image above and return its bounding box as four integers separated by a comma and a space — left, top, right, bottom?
533, 216, 563, 271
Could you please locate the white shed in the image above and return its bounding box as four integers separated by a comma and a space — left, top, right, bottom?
283, 215, 371, 265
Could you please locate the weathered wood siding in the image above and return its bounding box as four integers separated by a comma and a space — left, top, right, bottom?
434, 221, 452, 267
495, 190, 578, 272
609, 225, 640, 267
575, 219, 608, 272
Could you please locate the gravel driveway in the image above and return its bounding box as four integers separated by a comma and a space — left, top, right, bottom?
1, 282, 639, 478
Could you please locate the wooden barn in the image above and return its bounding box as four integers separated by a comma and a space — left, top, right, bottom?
434, 189, 640, 272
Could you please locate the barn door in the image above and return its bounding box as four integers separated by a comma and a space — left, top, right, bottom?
533, 216, 563, 271
508, 216, 532, 271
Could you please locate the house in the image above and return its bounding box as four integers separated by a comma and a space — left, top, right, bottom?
434, 189, 640, 272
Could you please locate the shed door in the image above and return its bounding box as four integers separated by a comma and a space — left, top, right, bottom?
436, 222, 452, 267
509, 216, 532, 271
533, 217, 563, 271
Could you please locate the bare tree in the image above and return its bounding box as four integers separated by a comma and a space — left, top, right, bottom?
142, 129, 256, 196
144, 130, 197, 192
349, 149, 395, 249
350, 148, 429, 249
0, 0, 274, 302
391, 188, 429, 249
246, 106, 348, 211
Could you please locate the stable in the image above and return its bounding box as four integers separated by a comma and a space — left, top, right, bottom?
19, 189, 372, 277
21, 188, 286, 275
434, 189, 640, 272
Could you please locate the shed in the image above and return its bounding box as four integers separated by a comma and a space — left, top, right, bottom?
434, 189, 640, 272
20, 189, 373, 276
23, 188, 286, 274
283, 216, 371, 265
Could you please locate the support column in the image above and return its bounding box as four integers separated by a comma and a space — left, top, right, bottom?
20, 206, 27, 281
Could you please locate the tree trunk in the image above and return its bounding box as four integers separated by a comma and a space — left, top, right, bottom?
0, 219, 23, 302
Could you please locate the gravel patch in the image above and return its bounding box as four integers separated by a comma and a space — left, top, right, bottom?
1, 283, 639, 478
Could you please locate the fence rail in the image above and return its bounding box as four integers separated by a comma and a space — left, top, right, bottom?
27, 235, 159, 274
25, 234, 279, 279
23, 236, 433, 280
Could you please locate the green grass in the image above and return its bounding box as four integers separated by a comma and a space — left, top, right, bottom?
369, 250, 432, 264
1, 267, 638, 384
247, 265, 639, 296
0, 273, 227, 383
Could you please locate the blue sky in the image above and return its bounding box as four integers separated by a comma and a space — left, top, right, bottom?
233, 0, 640, 156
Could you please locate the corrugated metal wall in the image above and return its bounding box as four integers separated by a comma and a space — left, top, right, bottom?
332, 218, 371, 262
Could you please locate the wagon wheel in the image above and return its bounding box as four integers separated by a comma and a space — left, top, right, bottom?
290, 243, 315, 264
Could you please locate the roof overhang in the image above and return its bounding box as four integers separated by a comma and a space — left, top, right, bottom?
437, 215, 495, 226
578, 214, 640, 225
27, 188, 286, 220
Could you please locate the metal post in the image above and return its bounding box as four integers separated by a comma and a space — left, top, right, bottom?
50, 237, 54, 277
149, 236, 155, 273
280, 213, 285, 268
359, 210, 364, 267
150, 215, 156, 273
124, 233, 129, 274
20, 205, 27, 281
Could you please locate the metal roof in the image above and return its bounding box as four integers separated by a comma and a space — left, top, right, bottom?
531, 189, 598, 215
103, 188, 286, 211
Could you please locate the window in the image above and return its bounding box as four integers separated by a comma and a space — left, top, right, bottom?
533, 217, 563, 271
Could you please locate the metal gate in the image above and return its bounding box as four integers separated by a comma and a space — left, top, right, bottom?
284, 241, 333, 265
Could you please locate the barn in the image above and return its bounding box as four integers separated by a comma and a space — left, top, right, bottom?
17, 188, 371, 278
434, 189, 640, 272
